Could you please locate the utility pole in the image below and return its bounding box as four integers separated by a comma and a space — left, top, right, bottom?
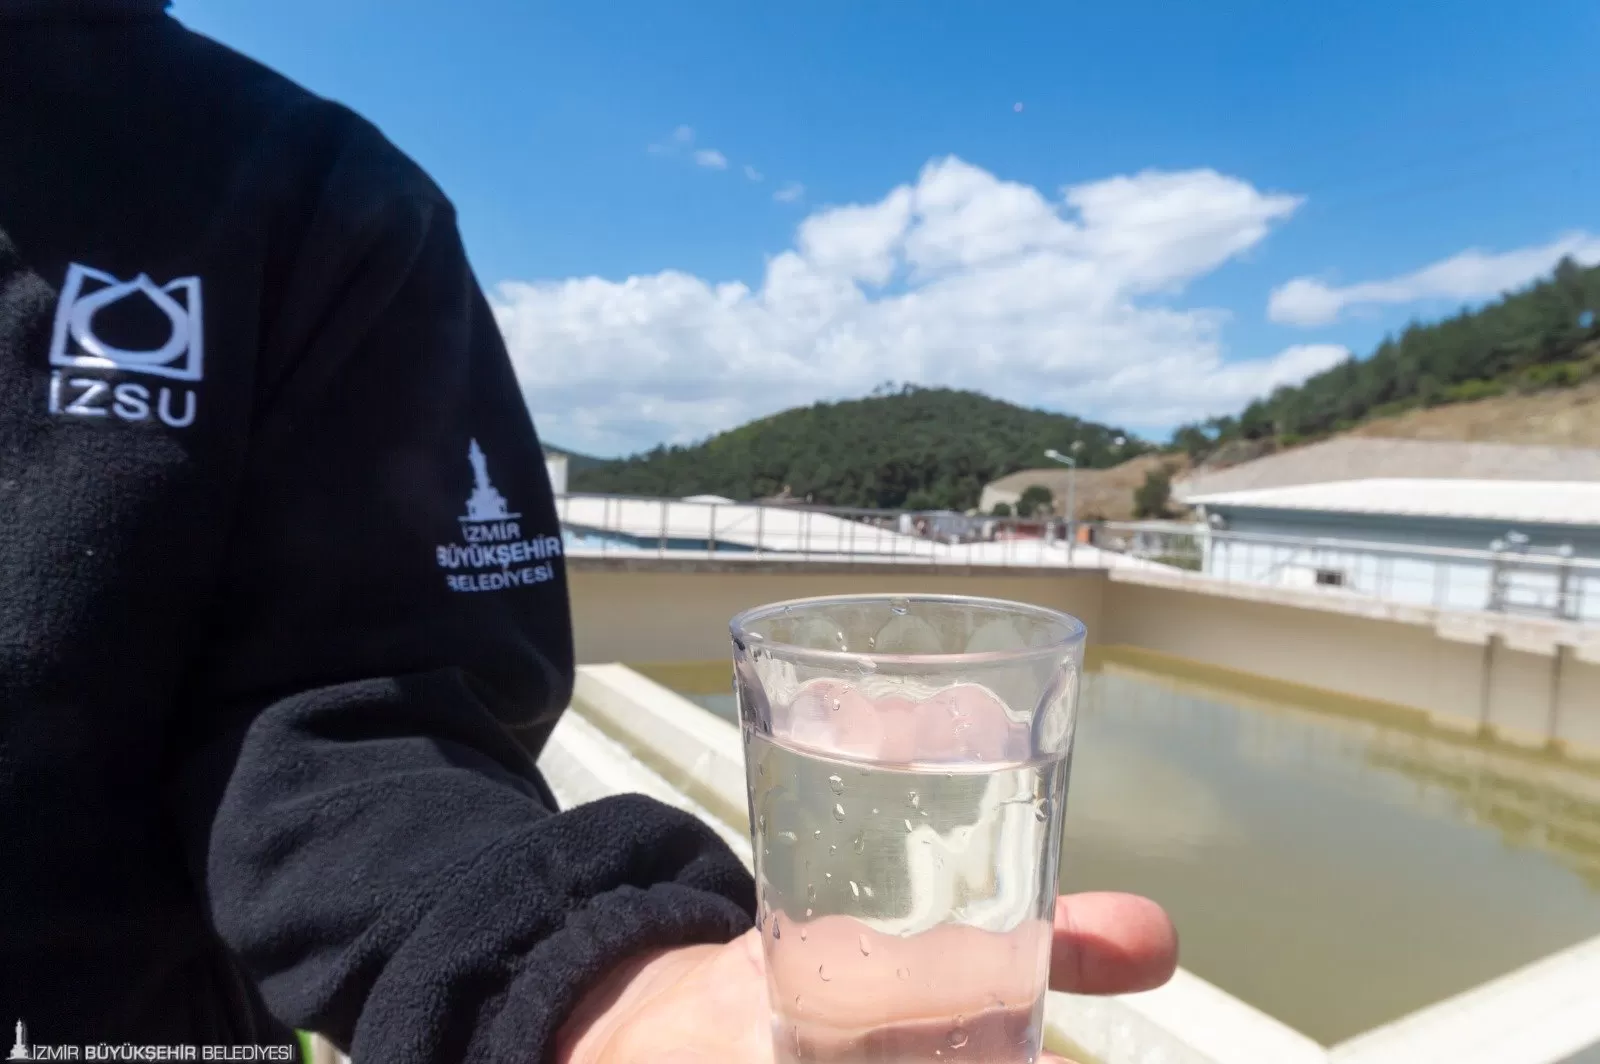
1043, 446, 1079, 564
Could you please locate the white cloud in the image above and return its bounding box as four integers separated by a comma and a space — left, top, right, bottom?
494, 156, 1319, 455
773, 181, 806, 204
744, 164, 763, 182
648, 126, 731, 174
648, 125, 697, 155
1270, 231, 1600, 326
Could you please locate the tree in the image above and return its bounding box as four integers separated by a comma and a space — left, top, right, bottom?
991, 501, 1013, 517
1170, 423, 1213, 461
1016, 484, 1054, 518
1133, 466, 1174, 520
567, 387, 1150, 511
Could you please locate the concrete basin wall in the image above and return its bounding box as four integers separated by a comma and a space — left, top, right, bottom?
567, 556, 1600, 759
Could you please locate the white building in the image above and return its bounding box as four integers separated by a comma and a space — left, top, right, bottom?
543, 452, 569, 496
1171, 438, 1600, 621
1188, 478, 1600, 621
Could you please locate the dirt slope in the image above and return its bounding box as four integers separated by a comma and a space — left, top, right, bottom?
1348, 381, 1600, 448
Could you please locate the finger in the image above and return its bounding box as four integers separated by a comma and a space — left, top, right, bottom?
1050, 892, 1177, 995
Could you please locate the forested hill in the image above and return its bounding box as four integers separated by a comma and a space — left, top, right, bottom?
567, 386, 1149, 511
1173, 257, 1600, 458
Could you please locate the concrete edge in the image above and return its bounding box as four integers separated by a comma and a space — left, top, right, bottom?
1328, 930, 1600, 1064
1110, 565, 1600, 660
540, 706, 754, 866
571, 663, 751, 833
1047, 967, 1327, 1064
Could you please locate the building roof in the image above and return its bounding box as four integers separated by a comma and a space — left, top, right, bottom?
1188, 478, 1600, 527
1175, 438, 1600, 502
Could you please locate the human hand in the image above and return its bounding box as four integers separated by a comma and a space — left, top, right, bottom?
554, 891, 1177, 1064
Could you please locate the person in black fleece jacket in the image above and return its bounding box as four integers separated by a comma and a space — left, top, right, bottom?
0, 1, 755, 1059
1, 3, 1179, 1062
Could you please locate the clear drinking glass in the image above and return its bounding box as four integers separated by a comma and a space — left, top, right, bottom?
731, 594, 1085, 1064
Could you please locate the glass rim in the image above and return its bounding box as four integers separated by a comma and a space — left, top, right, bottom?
729, 592, 1086, 669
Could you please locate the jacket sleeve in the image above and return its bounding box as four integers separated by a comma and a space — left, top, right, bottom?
170, 146, 754, 1063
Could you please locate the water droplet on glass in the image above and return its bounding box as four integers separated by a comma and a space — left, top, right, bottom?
871, 808, 878, 815
779, 830, 798, 844
772, 916, 781, 939
758, 815, 766, 833
799, 926, 808, 942
897, 967, 910, 980
890, 597, 909, 615
863, 885, 875, 898
805, 907, 814, 917
849, 880, 860, 898
806, 883, 817, 902
831, 698, 841, 712
904, 818, 914, 831
794, 995, 803, 1011
833, 803, 846, 821
828, 774, 845, 795
867, 636, 877, 649
852, 833, 865, 854
813, 829, 822, 839
829, 844, 838, 855
825, 872, 833, 879
1034, 801, 1049, 822
908, 790, 920, 808
818, 964, 831, 982
948, 1028, 969, 1050
859, 934, 872, 956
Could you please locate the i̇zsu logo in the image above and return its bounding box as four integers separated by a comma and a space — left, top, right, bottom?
47, 263, 202, 428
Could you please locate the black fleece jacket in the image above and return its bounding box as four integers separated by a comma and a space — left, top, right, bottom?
0, 1, 754, 1060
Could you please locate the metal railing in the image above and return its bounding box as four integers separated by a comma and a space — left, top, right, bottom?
554, 492, 1123, 569
553, 493, 1600, 624
1092, 521, 1600, 623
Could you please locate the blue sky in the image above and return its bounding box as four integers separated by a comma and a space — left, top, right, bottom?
176, 1, 1600, 456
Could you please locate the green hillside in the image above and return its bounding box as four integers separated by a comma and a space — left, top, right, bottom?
1173, 257, 1600, 459
568, 385, 1149, 511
